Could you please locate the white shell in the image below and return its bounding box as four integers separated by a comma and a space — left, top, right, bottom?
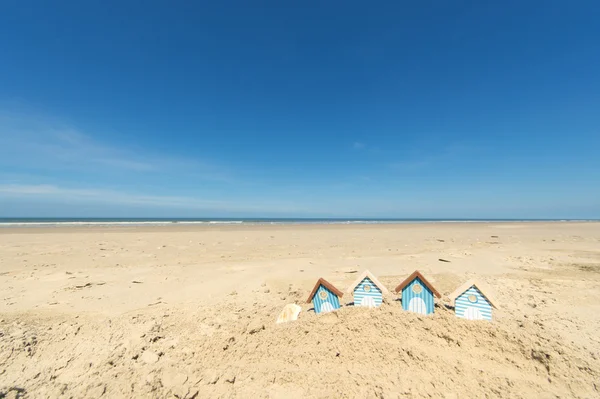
276, 304, 302, 324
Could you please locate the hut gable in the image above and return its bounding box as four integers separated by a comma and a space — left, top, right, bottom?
394, 270, 441, 297
394, 271, 441, 315
306, 278, 344, 314
449, 280, 498, 308
449, 280, 498, 321
346, 270, 388, 308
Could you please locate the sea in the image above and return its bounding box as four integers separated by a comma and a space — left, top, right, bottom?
0, 217, 595, 228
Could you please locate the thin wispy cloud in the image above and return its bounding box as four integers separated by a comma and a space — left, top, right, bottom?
388, 143, 473, 172
353, 141, 365, 150
95, 158, 155, 172
48, 129, 156, 171
0, 110, 231, 181
389, 160, 430, 171
0, 124, 152, 172
0, 183, 500, 218
1, 127, 155, 172
0, 184, 304, 214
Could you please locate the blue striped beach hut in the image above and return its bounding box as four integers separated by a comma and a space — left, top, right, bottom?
347, 270, 389, 308
394, 271, 441, 315
449, 280, 498, 321
306, 278, 344, 314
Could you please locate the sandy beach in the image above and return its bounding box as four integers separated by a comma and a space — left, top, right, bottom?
1, 222, 599, 398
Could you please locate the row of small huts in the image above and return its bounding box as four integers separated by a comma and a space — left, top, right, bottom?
307, 270, 499, 321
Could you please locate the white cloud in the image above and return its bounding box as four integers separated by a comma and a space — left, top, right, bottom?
0, 109, 233, 182
0, 184, 303, 213
0, 184, 60, 195
0, 127, 155, 172
388, 143, 473, 172
389, 160, 430, 171
95, 158, 155, 172
353, 142, 365, 149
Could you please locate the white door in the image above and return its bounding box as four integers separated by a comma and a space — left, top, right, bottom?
408, 297, 427, 314
320, 302, 334, 313
360, 296, 376, 308
464, 306, 483, 320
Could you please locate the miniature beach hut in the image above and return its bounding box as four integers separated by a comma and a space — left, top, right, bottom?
306, 278, 344, 314
394, 271, 441, 315
346, 270, 389, 308
449, 280, 498, 321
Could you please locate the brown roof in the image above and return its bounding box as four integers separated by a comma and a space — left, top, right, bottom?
306, 278, 344, 303
394, 270, 441, 298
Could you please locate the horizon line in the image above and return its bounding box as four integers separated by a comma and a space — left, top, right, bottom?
0, 216, 597, 221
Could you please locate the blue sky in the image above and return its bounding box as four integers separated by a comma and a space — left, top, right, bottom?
0, 1, 599, 218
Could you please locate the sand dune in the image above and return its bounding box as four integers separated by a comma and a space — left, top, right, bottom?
1, 222, 599, 398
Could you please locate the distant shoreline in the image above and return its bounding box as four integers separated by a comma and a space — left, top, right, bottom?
0, 218, 597, 230
0, 218, 600, 227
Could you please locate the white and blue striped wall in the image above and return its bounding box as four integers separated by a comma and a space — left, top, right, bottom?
353, 277, 383, 307
401, 277, 435, 315
312, 284, 341, 314
455, 286, 492, 321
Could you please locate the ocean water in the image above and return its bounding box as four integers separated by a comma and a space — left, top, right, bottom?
0, 217, 594, 227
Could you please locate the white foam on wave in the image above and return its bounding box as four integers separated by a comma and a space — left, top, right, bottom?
0, 220, 244, 227
0, 219, 590, 228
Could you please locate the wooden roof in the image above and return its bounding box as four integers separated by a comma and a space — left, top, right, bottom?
394, 270, 441, 298
346, 270, 389, 295
306, 278, 344, 303
448, 279, 499, 309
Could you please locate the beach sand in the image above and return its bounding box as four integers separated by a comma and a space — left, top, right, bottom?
1, 222, 599, 398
